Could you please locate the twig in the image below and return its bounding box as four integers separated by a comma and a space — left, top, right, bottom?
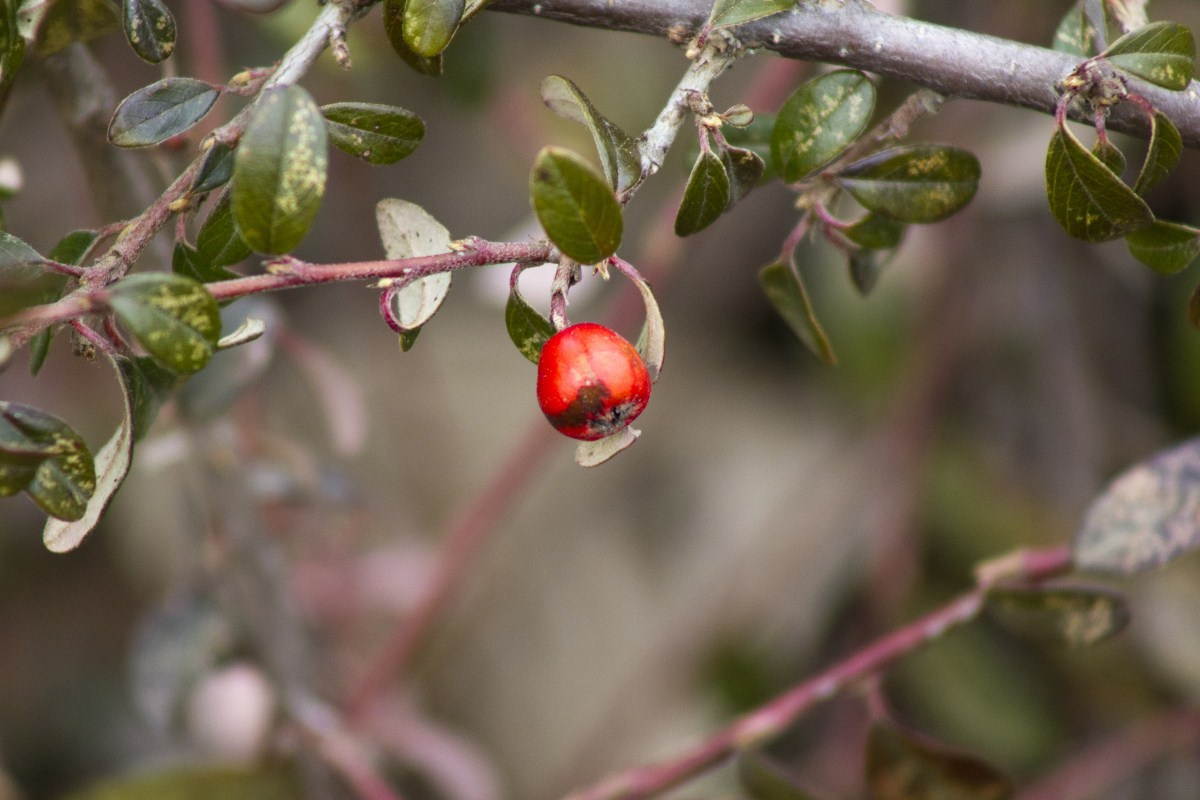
344, 423, 556, 726
560, 546, 1074, 800
487, 0, 1200, 149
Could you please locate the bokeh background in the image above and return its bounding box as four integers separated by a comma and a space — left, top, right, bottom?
4, 0, 1200, 798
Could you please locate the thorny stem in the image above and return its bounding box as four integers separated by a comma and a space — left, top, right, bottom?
561, 546, 1074, 800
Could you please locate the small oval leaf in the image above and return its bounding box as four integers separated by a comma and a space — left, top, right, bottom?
674, 150, 730, 237
403, 0, 466, 58
1045, 125, 1153, 242
721, 144, 766, 209
322, 102, 425, 165
384, 0, 443, 75
841, 212, 906, 250
192, 141, 236, 195
231, 85, 329, 255
707, 0, 794, 30
1102, 21, 1195, 90
1134, 110, 1181, 196
121, 0, 176, 64
375, 198, 453, 343
109, 273, 221, 374
1126, 220, 1200, 275
575, 425, 639, 467
1075, 436, 1200, 575
0, 401, 95, 521
530, 146, 623, 264
196, 191, 252, 270
505, 272, 555, 364
21, 0, 119, 57
837, 144, 980, 224
986, 585, 1130, 647
772, 69, 875, 183
540, 75, 642, 193
108, 77, 219, 148
759, 261, 836, 365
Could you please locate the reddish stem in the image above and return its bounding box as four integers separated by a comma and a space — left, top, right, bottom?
562, 546, 1074, 800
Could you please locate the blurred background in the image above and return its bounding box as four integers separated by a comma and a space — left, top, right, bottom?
3, 0, 1200, 798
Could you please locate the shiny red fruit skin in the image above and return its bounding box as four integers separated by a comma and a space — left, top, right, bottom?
536, 322, 652, 441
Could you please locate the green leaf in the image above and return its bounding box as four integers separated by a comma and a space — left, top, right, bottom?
674, 150, 730, 237
18, 0, 119, 56
837, 144, 980, 224
383, 0, 443, 76
0, 401, 95, 520
322, 102, 425, 165
192, 141, 235, 195
108, 77, 219, 148
721, 144, 766, 208
724, 112, 776, 181
1045, 125, 1153, 242
866, 722, 1014, 800
49, 229, 99, 265
121, 0, 175, 63
737, 749, 821, 800
759, 260, 836, 365
1091, 138, 1126, 177
57, 764, 299, 800
530, 146, 622, 264
1134, 111, 1181, 195
841, 212, 906, 250
1126, 220, 1200, 275
540, 75, 642, 194
1102, 21, 1195, 91
772, 69, 875, 183
231, 85, 328, 255
0, 231, 63, 318
403, 0, 465, 58
1052, 3, 1099, 56
109, 273, 221, 374
848, 249, 886, 296
707, 0, 794, 30
375, 198, 453, 345
173, 241, 236, 286
1075, 435, 1200, 574
0, 0, 25, 113
196, 191, 252, 270
985, 585, 1130, 647
505, 275, 554, 364
43, 354, 174, 552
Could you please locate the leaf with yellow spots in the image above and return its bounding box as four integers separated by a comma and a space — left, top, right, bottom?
231, 85, 328, 255
1102, 21, 1195, 91
837, 144, 980, 224
121, 0, 175, 64
109, 273, 221, 375
43, 356, 178, 552
771, 69, 875, 183
985, 585, 1130, 647
1045, 125, 1152, 242
403, 0, 465, 58
0, 401, 95, 521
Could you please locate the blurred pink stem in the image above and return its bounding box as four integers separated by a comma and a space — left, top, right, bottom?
562, 545, 1073, 800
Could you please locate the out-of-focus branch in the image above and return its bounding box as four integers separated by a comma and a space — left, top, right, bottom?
561, 546, 1074, 800
487, 0, 1200, 149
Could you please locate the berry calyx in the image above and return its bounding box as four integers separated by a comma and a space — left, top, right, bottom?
536, 322, 652, 441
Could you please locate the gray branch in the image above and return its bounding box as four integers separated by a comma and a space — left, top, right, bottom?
488, 0, 1200, 149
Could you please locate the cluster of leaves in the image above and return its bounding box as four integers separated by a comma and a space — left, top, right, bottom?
1047, 12, 1200, 294
0, 1, 428, 547
756, 70, 979, 365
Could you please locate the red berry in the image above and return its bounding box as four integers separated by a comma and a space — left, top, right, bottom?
536, 322, 652, 441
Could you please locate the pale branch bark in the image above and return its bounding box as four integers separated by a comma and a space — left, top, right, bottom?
487, 0, 1200, 149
